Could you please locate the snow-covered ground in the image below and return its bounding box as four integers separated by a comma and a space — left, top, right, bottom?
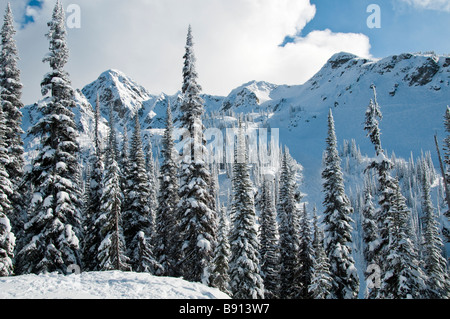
0, 271, 230, 299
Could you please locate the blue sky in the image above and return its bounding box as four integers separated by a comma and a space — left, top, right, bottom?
299, 0, 450, 57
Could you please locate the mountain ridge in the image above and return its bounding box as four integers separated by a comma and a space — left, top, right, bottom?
21, 51, 450, 183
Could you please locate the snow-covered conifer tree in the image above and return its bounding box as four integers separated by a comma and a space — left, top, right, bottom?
123, 114, 159, 273
277, 147, 302, 298
155, 102, 181, 277
82, 95, 104, 271
364, 86, 399, 275
362, 177, 382, 299
16, 1, 82, 274
229, 122, 264, 299
309, 212, 333, 299
0, 106, 14, 276
378, 179, 426, 299
177, 25, 217, 284
298, 203, 315, 299
259, 178, 280, 299
322, 109, 359, 299
420, 164, 450, 298
97, 105, 130, 272
0, 3, 24, 236
211, 205, 231, 296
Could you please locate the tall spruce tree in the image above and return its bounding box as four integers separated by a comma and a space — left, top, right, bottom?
177, 25, 217, 284
155, 102, 181, 277
97, 105, 130, 271
277, 148, 302, 299
229, 122, 264, 299
0, 3, 24, 237
420, 163, 450, 298
0, 106, 14, 276
364, 85, 399, 276
322, 109, 359, 299
259, 178, 281, 299
16, 1, 82, 275
124, 114, 160, 273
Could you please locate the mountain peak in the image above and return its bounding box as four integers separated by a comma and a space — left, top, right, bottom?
82, 69, 155, 124
327, 52, 361, 69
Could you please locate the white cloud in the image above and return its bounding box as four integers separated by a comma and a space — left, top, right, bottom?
397, 0, 450, 12
4, 0, 372, 104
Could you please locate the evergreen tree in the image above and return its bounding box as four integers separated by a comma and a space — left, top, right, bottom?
259, 178, 281, 299
0, 107, 14, 276
229, 122, 264, 299
97, 105, 130, 271
144, 136, 157, 238
119, 126, 131, 211
364, 86, 383, 157
364, 86, 399, 276
361, 174, 381, 298
309, 213, 333, 299
155, 102, 181, 277
0, 3, 25, 237
124, 114, 159, 273
16, 1, 82, 274
420, 164, 450, 298
322, 109, 359, 299
297, 203, 315, 299
177, 25, 217, 284
211, 205, 231, 296
82, 95, 104, 271
378, 179, 426, 299
0, 3, 25, 233
442, 106, 450, 241
277, 148, 302, 299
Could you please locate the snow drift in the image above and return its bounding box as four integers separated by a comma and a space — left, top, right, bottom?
0, 271, 230, 299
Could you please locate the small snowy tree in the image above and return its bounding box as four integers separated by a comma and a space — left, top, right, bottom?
297, 203, 315, 299
322, 109, 359, 299
123, 114, 159, 273
229, 122, 264, 299
97, 106, 130, 272
420, 164, 450, 299
211, 205, 231, 296
361, 175, 381, 298
378, 180, 426, 299
82, 95, 104, 271
309, 213, 333, 300
277, 148, 302, 299
259, 178, 281, 299
155, 102, 181, 277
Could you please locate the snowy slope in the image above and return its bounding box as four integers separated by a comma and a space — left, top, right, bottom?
0, 271, 230, 299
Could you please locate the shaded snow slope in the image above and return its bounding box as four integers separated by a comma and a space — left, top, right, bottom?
0, 271, 230, 299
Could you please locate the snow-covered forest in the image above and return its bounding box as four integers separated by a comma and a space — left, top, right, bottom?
0, 1, 449, 299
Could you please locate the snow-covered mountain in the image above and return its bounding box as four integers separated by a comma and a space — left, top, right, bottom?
21, 51, 450, 202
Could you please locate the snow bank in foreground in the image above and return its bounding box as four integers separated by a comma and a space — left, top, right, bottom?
0, 271, 230, 299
